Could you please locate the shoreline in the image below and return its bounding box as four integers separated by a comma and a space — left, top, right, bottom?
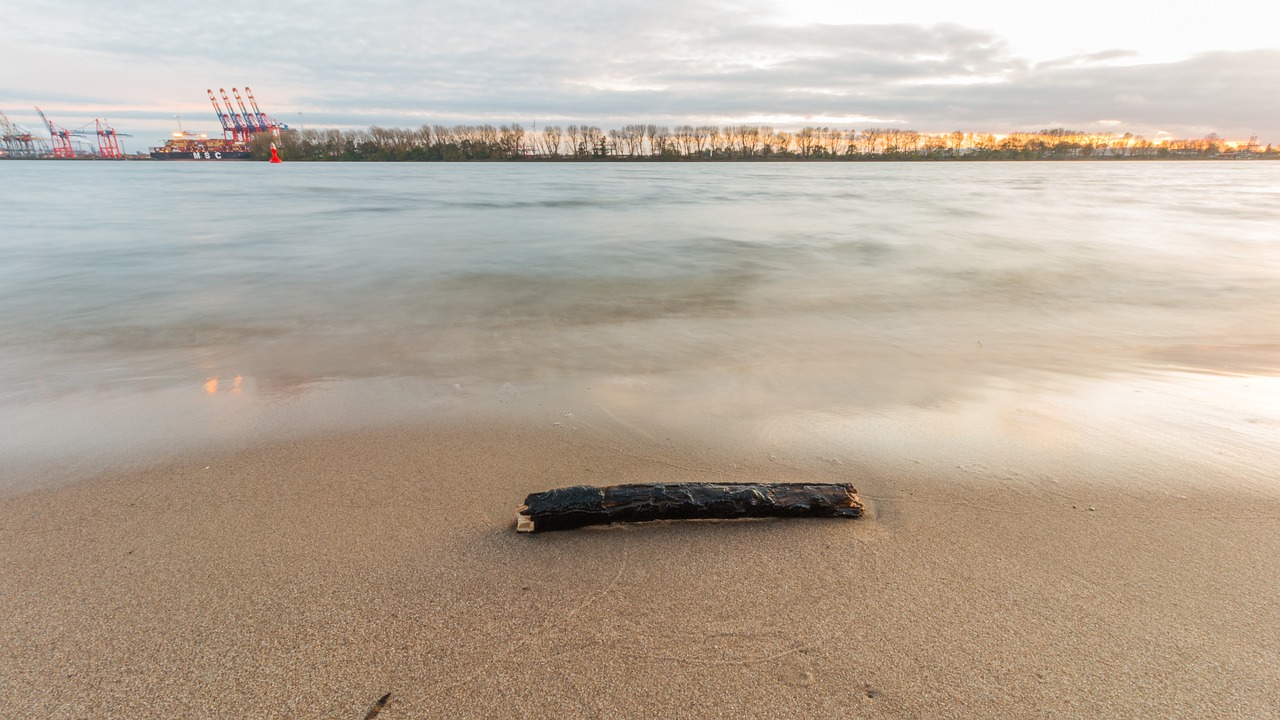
7, 155, 1279, 163
3, 416, 1278, 718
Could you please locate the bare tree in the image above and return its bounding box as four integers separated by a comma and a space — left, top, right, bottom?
859, 128, 884, 154
768, 130, 793, 156
672, 125, 694, 156
499, 124, 525, 157
264, 118, 1247, 163
542, 125, 563, 157
649, 125, 671, 156
742, 126, 762, 157
566, 125, 583, 157
581, 126, 606, 156
843, 129, 861, 155
794, 127, 818, 157
694, 125, 717, 156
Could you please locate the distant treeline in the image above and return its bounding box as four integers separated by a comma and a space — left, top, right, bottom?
252, 124, 1276, 161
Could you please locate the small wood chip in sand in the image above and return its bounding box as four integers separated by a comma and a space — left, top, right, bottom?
363, 692, 391, 719
516, 482, 863, 533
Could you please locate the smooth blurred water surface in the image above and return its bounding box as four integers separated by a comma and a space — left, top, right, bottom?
2, 161, 1279, 486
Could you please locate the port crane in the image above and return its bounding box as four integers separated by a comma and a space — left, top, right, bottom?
33, 108, 132, 158
206, 86, 287, 141
1, 111, 49, 157
230, 88, 263, 134
219, 88, 252, 140
243, 87, 277, 134
207, 88, 238, 139
208, 88, 250, 140
77, 119, 131, 158
35, 106, 77, 158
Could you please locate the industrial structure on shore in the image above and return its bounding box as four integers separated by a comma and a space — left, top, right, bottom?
150, 87, 288, 160
0, 86, 286, 159
205, 87, 286, 141
1, 109, 129, 159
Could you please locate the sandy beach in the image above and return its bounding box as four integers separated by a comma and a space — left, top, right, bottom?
4, 163, 1280, 718
4, 400, 1279, 719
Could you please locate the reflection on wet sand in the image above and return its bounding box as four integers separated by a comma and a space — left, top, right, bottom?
203, 375, 243, 395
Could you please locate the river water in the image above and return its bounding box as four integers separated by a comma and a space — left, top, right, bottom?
2, 161, 1279, 489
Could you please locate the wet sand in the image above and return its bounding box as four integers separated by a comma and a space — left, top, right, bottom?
3, 410, 1279, 719
6, 157, 1280, 719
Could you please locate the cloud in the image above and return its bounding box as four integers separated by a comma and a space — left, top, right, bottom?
920, 49, 1280, 139
4, 0, 1277, 145
1034, 49, 1141, 71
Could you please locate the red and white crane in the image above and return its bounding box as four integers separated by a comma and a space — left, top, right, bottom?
243, 87, 273, 133
83, 118, 130, 158
35, 106, 76, 158
207, 88, 237, 140
202, 86, 288, 141
243, 87, 285, 137
218, 88, 252, 141
230, 88, 263, 134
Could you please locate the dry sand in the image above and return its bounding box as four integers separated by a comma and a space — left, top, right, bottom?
3, 413, 1280, 719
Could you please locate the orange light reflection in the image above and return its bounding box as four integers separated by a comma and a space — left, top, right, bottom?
204, 375, 245, 395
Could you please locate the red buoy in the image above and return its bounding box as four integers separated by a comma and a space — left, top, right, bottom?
269, 142, 282, 163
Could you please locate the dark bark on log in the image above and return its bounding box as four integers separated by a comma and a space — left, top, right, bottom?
516, 482, 863, 533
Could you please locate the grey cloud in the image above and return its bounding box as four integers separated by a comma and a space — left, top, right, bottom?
6, 0, 1278, 143
917, 50, 1280, 138
1034, 49, 1141, 71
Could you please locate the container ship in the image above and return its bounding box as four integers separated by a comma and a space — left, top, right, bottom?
149, 86, 286, 160
149, 132, 251, 160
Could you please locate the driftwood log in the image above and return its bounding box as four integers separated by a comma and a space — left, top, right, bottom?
516, 482, 863, 533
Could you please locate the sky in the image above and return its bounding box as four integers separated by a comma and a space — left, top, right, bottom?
2, 0, 1278, 151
